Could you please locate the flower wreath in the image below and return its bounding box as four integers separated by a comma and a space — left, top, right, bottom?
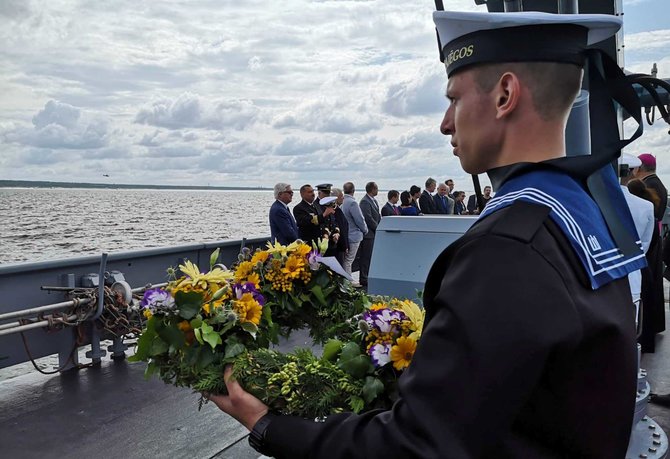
130, 242, 425, 418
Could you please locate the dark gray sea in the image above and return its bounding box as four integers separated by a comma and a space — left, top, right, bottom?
0, 188, 277, 265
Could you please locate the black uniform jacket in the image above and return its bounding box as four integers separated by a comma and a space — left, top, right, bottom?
263, 200, 637, 458
293, 200, 324, 246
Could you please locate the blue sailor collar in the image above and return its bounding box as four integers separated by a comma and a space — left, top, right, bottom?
479, 166, 647, 290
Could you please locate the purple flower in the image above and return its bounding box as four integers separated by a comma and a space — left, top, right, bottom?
233, 282, 265, 306
140, 288, 174, 312
369, 343, 391, 367
363, 309, 406, 334
308, 250, 321, 271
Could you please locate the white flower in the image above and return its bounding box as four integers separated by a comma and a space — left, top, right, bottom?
369, 343, 391, 367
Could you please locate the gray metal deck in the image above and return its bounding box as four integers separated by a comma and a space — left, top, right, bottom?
0, 359, 259, 458
0, 329, 319, 458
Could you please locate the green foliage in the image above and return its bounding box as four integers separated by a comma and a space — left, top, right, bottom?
129, 316, 157, 362
232, 348, 371, 419
362, 376, 385, 403
155, 317, 186, 349
322, 339, 343, 362
193, 322, 222, 350
209, 248, 220, 269
337, 342, 373, 379
175, 291, 205, 320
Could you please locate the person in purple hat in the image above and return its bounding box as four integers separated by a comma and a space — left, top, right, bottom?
634, 153, 667, 222
632, 153, 668, 353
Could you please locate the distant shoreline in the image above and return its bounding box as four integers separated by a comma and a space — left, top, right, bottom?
0, 180, 271, 191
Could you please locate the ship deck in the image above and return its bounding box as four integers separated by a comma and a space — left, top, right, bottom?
3, 315, 670, 458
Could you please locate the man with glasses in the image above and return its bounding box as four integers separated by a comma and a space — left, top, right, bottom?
269, 183, 298, 245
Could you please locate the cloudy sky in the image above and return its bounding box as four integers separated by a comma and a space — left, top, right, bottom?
1, 0, 668, 190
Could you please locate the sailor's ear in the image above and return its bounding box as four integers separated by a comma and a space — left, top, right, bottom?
494, 72, 520, 120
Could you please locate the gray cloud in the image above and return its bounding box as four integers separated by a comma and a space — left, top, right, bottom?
3, 100, 109, 150
142, 145, 202, 158
0, 0, 32, 19
138, 130, 162, 147
32, 100, 80, 129
382, 63, 447, 117
135, 93, 260, 131
274, 135, 338, 156
272, 99, 381, 133
399, 127, 446, 149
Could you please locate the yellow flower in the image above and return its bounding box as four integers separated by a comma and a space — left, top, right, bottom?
234, 293, 262, 325
390, 336, 417, 371
370, 302, 387, 311
235, 261, 255, 283
246, 272, 261, 288
251, 251, 269, 265
392, 299, 425, 340
143, 309, 153, 319
282, 255, 304, 279
265, 240, 295, 257
294, 243, 311, 258
176, 260, 233, 290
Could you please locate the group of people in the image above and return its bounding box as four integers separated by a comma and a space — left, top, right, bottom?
385, 177, 493, 216
269, 181, 381, 288
620, 153, 668, 355
269, 177, 495, 287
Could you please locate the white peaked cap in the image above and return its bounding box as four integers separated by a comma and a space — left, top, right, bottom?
433, 11, 622, 47
433, 11, 622, 76
621, 152, 642, 168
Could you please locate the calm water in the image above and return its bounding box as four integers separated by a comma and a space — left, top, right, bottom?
0, 188, 276, 264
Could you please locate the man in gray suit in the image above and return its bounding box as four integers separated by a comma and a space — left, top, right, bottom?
340, 181, 367, 278
359, 181, 381, 288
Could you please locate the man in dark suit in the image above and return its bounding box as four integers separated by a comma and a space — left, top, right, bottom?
293, 184, 335, 247
269, 183, 298, 245
466, 185, 493, 214
419, 178, 438, 214
381, 190, 400, 216
433, 182, 453, 214
358, 181, 381, 287
445, 178, 455, 199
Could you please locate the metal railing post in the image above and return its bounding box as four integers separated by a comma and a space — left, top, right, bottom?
503, 0, 523, 12
557, 0, 578, 14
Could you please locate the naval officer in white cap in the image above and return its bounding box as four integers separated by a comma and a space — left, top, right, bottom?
208, 11, 646, 458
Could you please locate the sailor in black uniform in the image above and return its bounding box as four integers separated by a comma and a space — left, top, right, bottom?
209, 11, 646, 458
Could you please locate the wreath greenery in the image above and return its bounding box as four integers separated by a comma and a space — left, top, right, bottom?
130, 242, 424, 418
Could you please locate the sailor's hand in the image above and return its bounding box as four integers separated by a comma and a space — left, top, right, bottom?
206, 365, 269, 431
323, 206, 335, 217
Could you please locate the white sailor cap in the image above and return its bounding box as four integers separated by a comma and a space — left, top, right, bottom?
433, 11, 622, 77
621, 152, 642, 168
